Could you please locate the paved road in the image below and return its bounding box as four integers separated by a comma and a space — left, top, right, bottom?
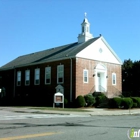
0, 110, 90, 121
0, 110, 139, 140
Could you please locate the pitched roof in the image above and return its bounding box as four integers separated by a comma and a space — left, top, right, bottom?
0, 37, 99, 70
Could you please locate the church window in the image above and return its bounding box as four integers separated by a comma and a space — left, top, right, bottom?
112, 73, 116, 85
34, 68, 40, 85
25, 70, 30, 86
17, 71, 21, 86
83, 69, 88, 83
57, 65, 64, 84
45, 67, 51, 84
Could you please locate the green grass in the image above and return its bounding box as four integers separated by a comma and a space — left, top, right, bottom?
3, 106, 91, 112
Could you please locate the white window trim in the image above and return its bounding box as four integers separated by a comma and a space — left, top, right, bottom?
34, 68, 40, 85
57, 65, 64, 84
112, 73, 116, 85
17, 71, 21, 86
83, 69, 88, 83
45, 67, 51, 85
25, 70, 30, 86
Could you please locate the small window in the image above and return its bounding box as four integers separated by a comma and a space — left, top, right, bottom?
45, 67, 51, 84
17, 71, 21, 86
87, 27, 88, 32
34, 68, 40, 85
83, 69, 88, 83
82, 27, 84, 33
25, 70, 30, 86
57, 65, 64, 84
112, 73, 116, 85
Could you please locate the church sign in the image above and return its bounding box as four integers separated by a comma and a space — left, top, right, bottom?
53, 92, 64, 108
55, 96, 63, 103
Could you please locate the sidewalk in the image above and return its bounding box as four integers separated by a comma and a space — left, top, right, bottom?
0, 107, 140, 116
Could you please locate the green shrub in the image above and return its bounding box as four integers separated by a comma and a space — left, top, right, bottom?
109, 97, 122, 108
76, 95, 86, 107
84, 94, 95, 107
131, 97, 140, 108
133, 102, 137, 108
95, 94, 108, 108
122, 98, 133, 109
64, 98, 68, 106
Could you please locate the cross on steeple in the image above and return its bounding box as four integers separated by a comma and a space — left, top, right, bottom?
84, 12, 87, 18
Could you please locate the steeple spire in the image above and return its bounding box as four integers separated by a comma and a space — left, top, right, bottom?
78, 13, 93, 43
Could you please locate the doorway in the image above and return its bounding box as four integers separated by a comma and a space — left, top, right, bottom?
94, 64, 107, 92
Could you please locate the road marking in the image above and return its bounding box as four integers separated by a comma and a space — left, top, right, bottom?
0, 131, 61, 140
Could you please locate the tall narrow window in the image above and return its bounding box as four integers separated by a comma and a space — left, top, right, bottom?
82, 27, 84, 33
57, 65, 64, 84
45, 67, 51, 84
112, 73, 116, 85
17, 71, 21, 86
34, 68, 40, 85
87, 27, 88, 32
83, 69, 88, 83
25, 70, 30, 86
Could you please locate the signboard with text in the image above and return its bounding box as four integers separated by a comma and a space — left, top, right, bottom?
53, 92, 64, 108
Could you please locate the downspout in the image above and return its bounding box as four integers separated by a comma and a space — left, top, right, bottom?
13, 67, 16, 98
70, 58, 72, 102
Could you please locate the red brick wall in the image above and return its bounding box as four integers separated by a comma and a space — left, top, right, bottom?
15, 58, 76, 104
75, 57, 122, 97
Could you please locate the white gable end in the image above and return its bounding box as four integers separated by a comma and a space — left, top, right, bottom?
76, 37, 122, 65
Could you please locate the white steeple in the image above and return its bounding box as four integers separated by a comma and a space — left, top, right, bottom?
78, 13, 93, 43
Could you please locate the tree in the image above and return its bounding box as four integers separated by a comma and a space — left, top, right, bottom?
122, 59, 140, 97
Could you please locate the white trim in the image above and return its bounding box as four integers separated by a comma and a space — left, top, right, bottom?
34, 68, 40, 85
25, 70, 30, 86
101, 36, 122, 65
112, 73, 116, 85
45, 67, 51, 85
83, 69, 88, 83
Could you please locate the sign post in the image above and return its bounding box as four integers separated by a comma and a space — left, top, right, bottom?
53, 92, 64, 108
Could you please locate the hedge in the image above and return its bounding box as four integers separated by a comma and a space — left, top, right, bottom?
84, 94, 95, 107
76, 95, 86, 107
95, 94, 108, 108
131, 97, 140, 108
109, 97, 122, 108
122, 98, 133, 109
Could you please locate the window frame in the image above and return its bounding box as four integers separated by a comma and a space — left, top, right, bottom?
25, 70, 30, 86
83, 69, 88, 83
17, 71, 21, 86
112, 73, 116, 85
34, 68, 40, 85
45, 67, 51, 84
57, 65, 64, 84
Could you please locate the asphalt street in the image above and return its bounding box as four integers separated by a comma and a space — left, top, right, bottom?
0, 110, 139, 140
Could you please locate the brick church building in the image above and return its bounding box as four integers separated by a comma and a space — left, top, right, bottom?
0, 15, 122, 105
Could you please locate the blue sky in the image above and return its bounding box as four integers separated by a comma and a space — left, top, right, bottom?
0, 0, 140, 67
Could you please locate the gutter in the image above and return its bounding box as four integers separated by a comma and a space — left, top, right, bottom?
13, 67, 16, 98
70, 58, 73, 102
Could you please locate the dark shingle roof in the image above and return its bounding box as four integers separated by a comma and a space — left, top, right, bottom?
0, 37, 99, 70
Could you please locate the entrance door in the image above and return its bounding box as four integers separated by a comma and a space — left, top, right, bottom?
94, 64, 107, 92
